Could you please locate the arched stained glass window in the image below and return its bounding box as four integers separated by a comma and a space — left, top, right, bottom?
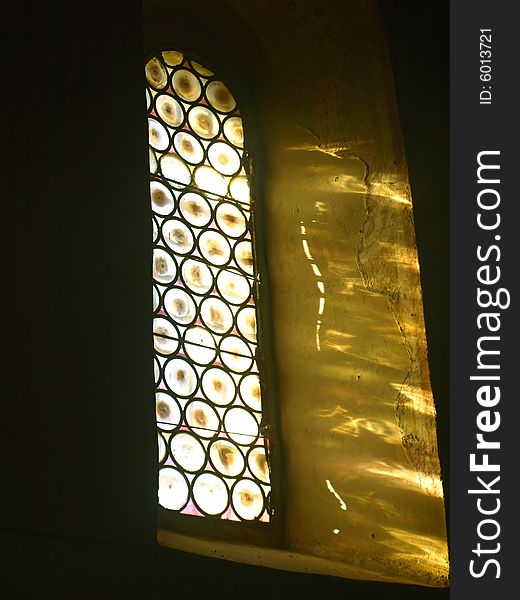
146, 50, 272, 523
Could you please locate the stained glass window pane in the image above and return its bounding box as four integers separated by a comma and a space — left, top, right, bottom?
147, 50, 272, 523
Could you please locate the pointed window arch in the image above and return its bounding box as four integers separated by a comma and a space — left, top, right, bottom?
146, 50, 273, 523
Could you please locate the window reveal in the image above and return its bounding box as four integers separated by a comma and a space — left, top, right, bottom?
146, 50, 272, 522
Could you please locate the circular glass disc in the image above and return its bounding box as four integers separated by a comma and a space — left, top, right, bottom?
248, 446, 270, 483
164, 287, 197, 325
153, 249, 177, 284
179, 192, 212, 227
153, 317, 179, 355
158, 432, 167, 462
162, 50, 183, 67
208, 142, 241, 176
201, 367, 236, 406
220, 336, 253, 373
145, 57, 168, 89
184, 326, 216, 365
210, 439, 245, 477
188, 105, 219, 139
224, 407, 259, 445
174, 131, 204, 165
164, 357, 198, 396
170, 432, 206, 472
150, 180, 174, 216
156, 391, 181, 431
236, 306, 257, 342
232, 478, 264, 520
191, 60, 214, 77
194, 165, 228, 197
206, 80, 236, 113
160, 154, 191, 185
235, 240, 254, 275
149, 148, 158, 174
185, 400, 220, 438
156, 94, 184, 127
216, 203, 247, 237
162, 219, 195, 255
172, 69, 202, 102
200, 296, 233, 334
216, 270, 251, 305
239, 374, 262, 411
229, 176, 250, 204
153, 285, 160, 312
192, 472, 229, 515
158, 467, 189, 510
148, 117, 170, 152
223, 116, 244, 148
199, 230, 231, 266
181, 259, 213, 294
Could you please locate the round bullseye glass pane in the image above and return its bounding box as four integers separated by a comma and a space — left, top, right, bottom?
158, 467, 189, 511
236, 306, 257, 342
179, 192, 212, 227
164, 287, 197, 325
201, 367, 236, 406
232, 478, 264, 520
152, 218, 159, 243
192, 472, 229, 515
229, 176, 250, 204
224, 407, 259, 445
220, 336, 253, 373
188, 105, 219, 139
156, 94, 184, 127
172, 69, 202, 102
194, 165, 228, 197
235, 240, 254, 275
153, 317, 179, 355
154, 358, 160, 385
216, 270, 250, 305
150, 180, 174, 216
239, 374, 262, 411
208, 142, 241, 176
158, 433, 167, 463
206, 80, 236, 113
181, 259, 213, 295
164, 358, 197, 396
156, 392, 181, 431
184, 326, 216, 365
148, 117, 170, 152
146, 57, 167, 90
223, 116, 244, 148
149, 148, 158, 174
185, 400, 220, 438
162, 50, 183, 67
174, 131, 204, 165
210, 439, 245, 477
216, 203, 247, 238
153, 249, 176, 284
170, 432, 206, 472
153, 285, 160, 312
248, 446, 270, 484
191, 60, 214, 76
160, 154, 191, 185
199, 230, 231, 266
200, 296, 233, 334
162, 219, 194, 255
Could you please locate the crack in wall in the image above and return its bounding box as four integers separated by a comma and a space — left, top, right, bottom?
354, 153, 443, 496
